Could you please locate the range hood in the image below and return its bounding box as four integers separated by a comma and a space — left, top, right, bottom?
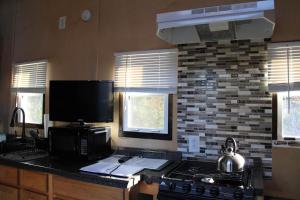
156, 0, 275, 44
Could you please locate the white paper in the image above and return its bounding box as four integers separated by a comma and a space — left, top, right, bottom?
80, 155, 123, 174
80, 161, 119, 174
123, 157, 168, 170
111, 165, 144, 177
80, 155, 169, 177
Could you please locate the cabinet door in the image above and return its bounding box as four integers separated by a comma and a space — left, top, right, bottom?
20, 169, 48, 193
21, 190, 47, 200
0, 165, 18, 186
53, 195, 79, 200
53, 175, 124, 200
0, 184, 18, 200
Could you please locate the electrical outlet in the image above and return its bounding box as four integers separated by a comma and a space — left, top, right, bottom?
188, 135, 200, 153
58, 16, 66, 30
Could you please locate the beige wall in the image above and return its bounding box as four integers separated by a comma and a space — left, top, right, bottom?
5, 0, 300, 150
1, 0, 300, 198
264, 147, 300, 199
0, 0, 16, 133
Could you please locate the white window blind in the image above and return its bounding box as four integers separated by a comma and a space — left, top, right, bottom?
114, 49, 178, 93
11, 60, 47, 93
268, 42, 300, 92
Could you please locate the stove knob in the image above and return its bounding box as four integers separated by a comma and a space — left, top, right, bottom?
196, 185, 205, 194
169, 182, 176, 191
234, 190, 244, 199
209, 187, 219, 197
182, 183, 191, 193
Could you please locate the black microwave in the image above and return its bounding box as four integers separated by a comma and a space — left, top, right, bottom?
48, 126, 111, 160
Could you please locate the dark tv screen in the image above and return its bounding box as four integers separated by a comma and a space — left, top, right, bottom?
49, 80, 114, 123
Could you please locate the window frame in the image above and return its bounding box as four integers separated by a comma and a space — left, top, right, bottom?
119, 93, 173, 140
11, 60, 47, 129
272, 93, 278, 140
273, 92, 300, 140
15, 93, 45, 129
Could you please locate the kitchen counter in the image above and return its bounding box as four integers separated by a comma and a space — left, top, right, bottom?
0, 156, 137, 188
0, 148, 181, 189
0, 148, 264, 196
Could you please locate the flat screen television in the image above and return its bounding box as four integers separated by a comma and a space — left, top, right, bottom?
49, 80, 114, 123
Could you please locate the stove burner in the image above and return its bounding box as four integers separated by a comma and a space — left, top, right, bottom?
166, 160, 251, 188
201, 177, 214, 184
187, 166, 202, 174
159, 160, 256, 200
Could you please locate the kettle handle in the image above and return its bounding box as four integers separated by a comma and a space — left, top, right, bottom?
225, 137, 237, 153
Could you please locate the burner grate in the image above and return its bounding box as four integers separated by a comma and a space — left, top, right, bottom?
166, 160, 252, 188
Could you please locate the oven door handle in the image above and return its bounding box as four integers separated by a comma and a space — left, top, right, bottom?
157, 191, 220, 200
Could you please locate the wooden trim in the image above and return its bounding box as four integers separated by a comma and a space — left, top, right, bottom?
15, 123, 44, 129
137, 182, 159, 200
19, 169, 48, 194
48, 174, 53, 200
119, 92, 124, 135
272, 93, 278, 140
123, 189, 128, 200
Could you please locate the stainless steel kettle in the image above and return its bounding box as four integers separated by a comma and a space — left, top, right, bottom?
217, 137, 245, 173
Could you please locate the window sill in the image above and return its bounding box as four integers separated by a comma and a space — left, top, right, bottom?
15, 123, 44, 129
272, 140, 300, 148
119, 130, 172, 140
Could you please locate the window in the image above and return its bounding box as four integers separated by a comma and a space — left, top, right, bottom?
277, 91, 300, 139
123, 92, 168, 133
16, 93, 44, 125
268, 42, 300, 92
115, 49, 177, 140
268, 42, 300, 140
11, 60, 47, 126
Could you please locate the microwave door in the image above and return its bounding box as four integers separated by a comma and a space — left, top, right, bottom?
50, 130, 79, 157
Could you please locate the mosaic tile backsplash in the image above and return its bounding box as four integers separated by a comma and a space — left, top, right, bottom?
176, 40, 272, 177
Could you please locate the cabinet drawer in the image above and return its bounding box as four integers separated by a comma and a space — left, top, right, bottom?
0, 184, 18, 200
53, 195, 79, 200
0, 165, 18, 186
21, 190, 47, 200
53, 175, 123, 200
20, 169, 48, 193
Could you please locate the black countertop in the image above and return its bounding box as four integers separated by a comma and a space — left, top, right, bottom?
0, 148, 264, 194
0, 148, 181, 189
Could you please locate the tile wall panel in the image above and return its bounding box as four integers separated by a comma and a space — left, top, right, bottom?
177, 40, 272, 177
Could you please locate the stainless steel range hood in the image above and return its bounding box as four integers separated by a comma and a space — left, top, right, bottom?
156, 0, 275, 44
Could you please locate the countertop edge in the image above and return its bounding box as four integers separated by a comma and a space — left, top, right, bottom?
0, 158, 139, 189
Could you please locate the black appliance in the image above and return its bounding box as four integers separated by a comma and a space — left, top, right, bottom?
48, 126, 111, 160
158, 160, 260, 200
49, 80, 114, 123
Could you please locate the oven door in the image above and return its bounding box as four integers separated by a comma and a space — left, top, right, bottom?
157, 191, 221, 200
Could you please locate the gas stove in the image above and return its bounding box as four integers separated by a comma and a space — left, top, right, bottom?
158, 160, 257, 200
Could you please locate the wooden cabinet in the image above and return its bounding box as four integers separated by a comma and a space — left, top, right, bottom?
20, 190, 47, 200
0, 184, 18, 200
0, 165, 137, 200
0, 165, 18, 186
53, 196, 81, 200
20, 170, 48, 193
52, 175, 124, 200
136, 182, 159, 200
